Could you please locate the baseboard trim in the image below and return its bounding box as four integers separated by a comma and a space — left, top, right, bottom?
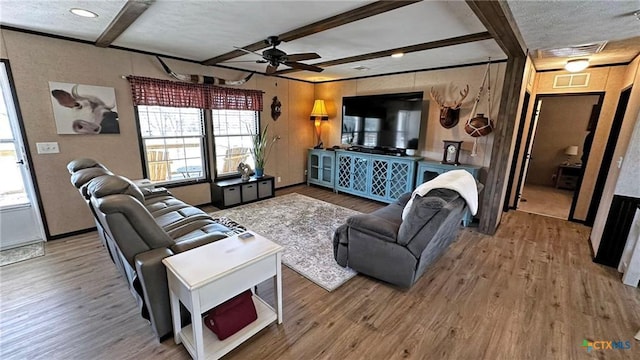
275, 182, 307, 191
49, 227, 97, 241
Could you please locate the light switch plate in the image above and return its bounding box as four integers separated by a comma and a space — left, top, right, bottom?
36, 142, 59, 154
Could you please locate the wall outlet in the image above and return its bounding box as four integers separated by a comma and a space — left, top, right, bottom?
277, 176, 281, 183
304, 169, 308, 176
36, 142, 59, 154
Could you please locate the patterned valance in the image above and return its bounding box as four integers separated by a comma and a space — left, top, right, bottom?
127, 76, 263, 111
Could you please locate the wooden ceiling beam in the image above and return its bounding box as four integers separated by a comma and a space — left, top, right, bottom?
465, 0, 526, 57
201, 0, 421, 66
95, 0, 155, 47
275, 31, 492, 75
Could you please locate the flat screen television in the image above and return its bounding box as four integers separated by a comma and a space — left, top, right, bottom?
341, 91, 425, 150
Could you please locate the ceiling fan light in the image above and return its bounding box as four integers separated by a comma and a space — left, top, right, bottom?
565, 59, 589, 72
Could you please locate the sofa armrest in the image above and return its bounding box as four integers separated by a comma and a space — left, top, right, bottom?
396, 192, 412, 207
347, 214, 400, 243
170, 232, 228, 253
135, 247, 174, 339
141, 187, 171, 200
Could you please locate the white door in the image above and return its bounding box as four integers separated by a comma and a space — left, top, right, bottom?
515, 99, 543, 208
0, 61, 45, 250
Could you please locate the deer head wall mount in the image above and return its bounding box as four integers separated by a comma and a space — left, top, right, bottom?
430, 84, 469, 129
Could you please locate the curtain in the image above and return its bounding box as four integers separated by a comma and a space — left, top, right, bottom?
127, 76, 263, 111
210, 87, 263, 111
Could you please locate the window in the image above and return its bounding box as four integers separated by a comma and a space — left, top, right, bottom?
137, 105, 206, 184
212, 109, 259, 178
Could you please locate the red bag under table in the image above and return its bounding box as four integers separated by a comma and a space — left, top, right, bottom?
203, 289, 258, 340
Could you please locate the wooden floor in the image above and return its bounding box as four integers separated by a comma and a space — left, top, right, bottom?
1, 185, 639, 359
519, 184, 574, 219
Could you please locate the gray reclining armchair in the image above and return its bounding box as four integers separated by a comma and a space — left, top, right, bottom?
334, 188, 468, 288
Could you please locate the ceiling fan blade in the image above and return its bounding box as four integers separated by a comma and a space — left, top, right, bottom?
285, 53, 321, 62
224, 60, 268, 64
266, 64, 279, 74
283, 61, 324, 73
233, 46, 264, 57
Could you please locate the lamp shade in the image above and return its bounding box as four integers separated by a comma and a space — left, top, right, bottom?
564, 145, 579, 156
310, 99, 329, 121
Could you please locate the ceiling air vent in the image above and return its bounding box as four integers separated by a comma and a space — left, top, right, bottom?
553, 73, 590, 88
537, 41, 607, 58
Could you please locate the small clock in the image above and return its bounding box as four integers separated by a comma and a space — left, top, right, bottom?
442, 140, 463, 165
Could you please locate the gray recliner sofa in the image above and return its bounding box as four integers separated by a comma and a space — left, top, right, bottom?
333, 188, 469, 288
67, 159, 240, 340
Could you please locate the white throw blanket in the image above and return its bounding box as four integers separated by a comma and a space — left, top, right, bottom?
401, 169, 478, 220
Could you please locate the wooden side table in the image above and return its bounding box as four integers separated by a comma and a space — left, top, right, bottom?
163, 233, 283, 360
555, 164, 582, 190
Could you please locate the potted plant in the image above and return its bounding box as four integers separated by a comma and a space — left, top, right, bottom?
250, 124, 275, 178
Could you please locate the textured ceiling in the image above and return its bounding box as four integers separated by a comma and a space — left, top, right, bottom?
0, 0, 127, 41
0, 0, 638, 81
113, 0, 373, 61
0, 0, 505, 82
507, 0, 640, 70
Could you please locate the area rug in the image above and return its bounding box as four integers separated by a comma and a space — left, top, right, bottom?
0, 241, 45, 266
211, 193, 359, 291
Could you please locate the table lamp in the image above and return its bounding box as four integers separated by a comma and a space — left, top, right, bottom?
564, 145, 579, 164
310, 99, 328, 149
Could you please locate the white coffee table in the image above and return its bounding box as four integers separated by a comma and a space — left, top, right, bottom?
163, 232, 283, 360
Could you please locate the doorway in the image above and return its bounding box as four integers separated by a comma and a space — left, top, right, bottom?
512, 93, 603, 220
0, 60, 46, 251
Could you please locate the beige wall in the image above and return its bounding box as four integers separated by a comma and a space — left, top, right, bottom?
315, 62, 507, 169
0, 29, 313, 237
526, 95, 599, 186
591, 54, 640, 253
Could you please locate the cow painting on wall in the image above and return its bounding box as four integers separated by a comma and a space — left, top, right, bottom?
49, 82, 119, 134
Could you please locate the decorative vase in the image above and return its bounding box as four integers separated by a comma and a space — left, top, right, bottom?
464, 113, 494, 137
255, 168, 264, 178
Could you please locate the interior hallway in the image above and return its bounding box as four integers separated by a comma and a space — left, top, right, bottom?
518, 184, 574, 219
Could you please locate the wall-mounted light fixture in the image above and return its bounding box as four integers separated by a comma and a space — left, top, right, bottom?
310, 99, 329, 149
565, 59, 589, 72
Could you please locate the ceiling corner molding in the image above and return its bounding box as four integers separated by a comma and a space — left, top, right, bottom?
465, 0, 526, 58
201, 0, 422, 66
95, 0, 155, 48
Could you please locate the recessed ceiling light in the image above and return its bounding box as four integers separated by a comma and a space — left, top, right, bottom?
70, 8, 98, 18
391, 53, 404, 58
565, 59, 589, 72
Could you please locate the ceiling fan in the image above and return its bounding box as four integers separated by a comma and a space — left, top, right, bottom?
233, 36, 324, 74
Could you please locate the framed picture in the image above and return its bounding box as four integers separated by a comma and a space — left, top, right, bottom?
49, 82, 119, 134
